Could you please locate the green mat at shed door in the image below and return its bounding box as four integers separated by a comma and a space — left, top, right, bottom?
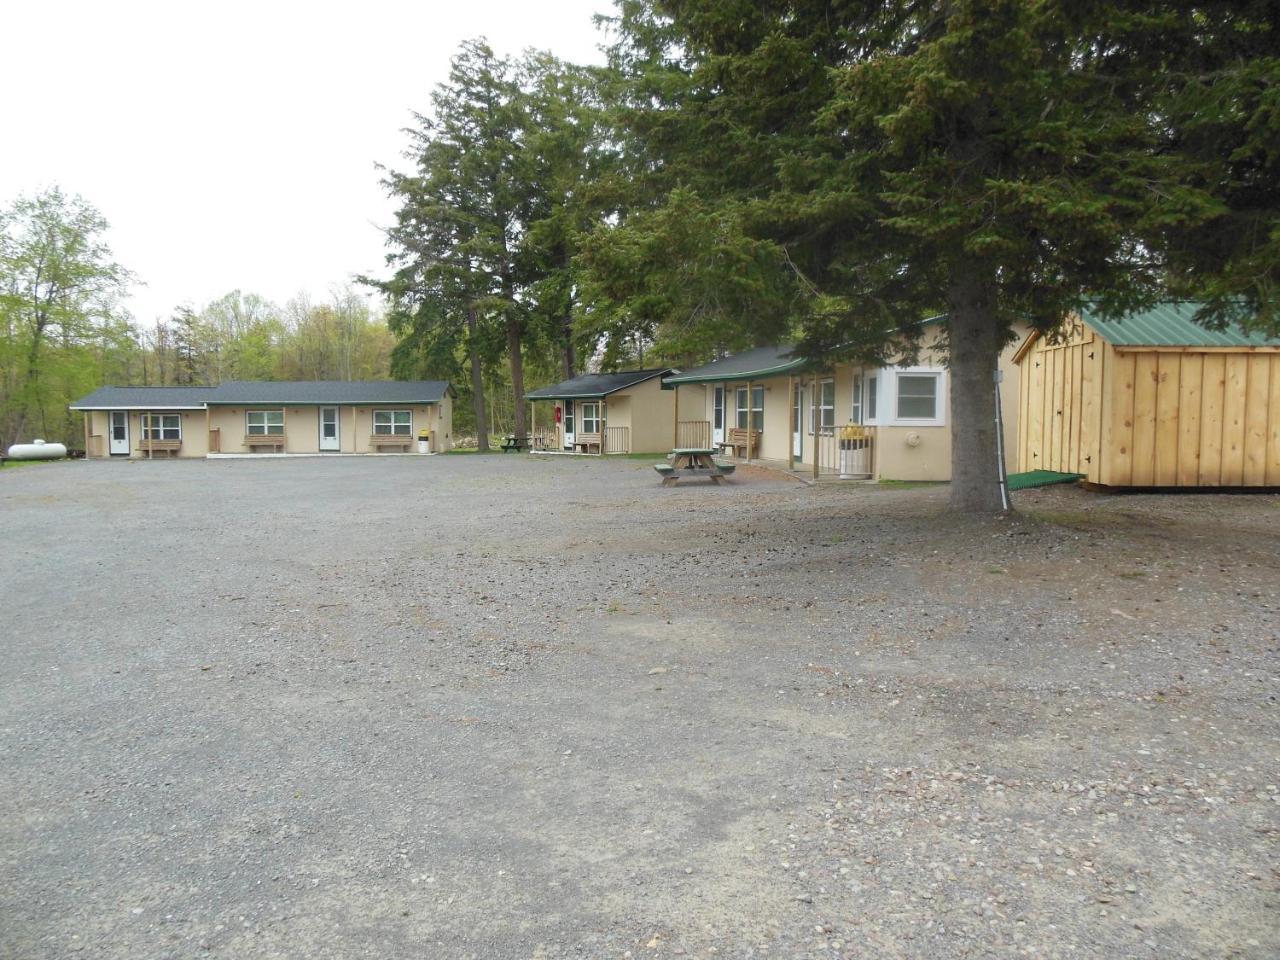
1006, 470, 1084, 491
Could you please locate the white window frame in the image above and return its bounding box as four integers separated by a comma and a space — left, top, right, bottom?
891, 368, 945, 426
580, 401, 601, 435
735, 385, 763, 431
809, 377, 835, 435
142, 413, 182, 441
865, 374, 878, 424
373, 409, 413, 436
247, 410, 284, 436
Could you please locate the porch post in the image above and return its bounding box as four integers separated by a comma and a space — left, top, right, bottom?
812, 375, 820, 481
531, 401, 537, 448
745, 379, 753, 463
672, 384, 679, 449
83, 412, 90, 458
601, 398, 607, 454
787, 375, 796, 471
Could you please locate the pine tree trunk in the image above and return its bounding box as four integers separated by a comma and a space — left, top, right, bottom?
947, 270, 1008, 513
506, 314, 527, 441
561, 308, 575, 380
466, 304, 489, 452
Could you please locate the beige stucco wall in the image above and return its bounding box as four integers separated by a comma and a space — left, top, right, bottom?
83, 409, 208, 458
609, 375, 677, 453
208, 403, 445, 454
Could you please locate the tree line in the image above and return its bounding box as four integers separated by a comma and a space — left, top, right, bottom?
374, 2, 1277, 507
0, 188, 397, 451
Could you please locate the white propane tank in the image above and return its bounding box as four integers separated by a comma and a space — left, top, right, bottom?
6, 438, 68, 460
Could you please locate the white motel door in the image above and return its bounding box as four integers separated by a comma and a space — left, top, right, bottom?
561, 400, 575, 450
319, 407, 340, 451
109, 411, 129, 455
792, 384, 803, 459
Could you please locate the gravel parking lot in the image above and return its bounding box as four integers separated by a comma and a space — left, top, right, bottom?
1, 455, 1277, 959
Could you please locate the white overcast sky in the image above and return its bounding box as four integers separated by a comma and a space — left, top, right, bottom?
1, 0, 610, 324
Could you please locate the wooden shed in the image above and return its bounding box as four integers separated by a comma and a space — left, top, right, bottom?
1015, 303, 1280, 488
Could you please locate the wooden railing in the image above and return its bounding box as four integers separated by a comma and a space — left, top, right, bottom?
806, 425, 874, 478
676, 420, 711, 449
604, 425, 630, 453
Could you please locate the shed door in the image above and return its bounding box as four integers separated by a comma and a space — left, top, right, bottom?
109, 411, 129, 455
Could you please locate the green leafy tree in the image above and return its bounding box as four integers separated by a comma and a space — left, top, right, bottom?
593, 0, 1277, 510
0, 187, 133, 446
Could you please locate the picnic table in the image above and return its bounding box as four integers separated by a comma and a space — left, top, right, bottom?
653, 447, 737, 486
500, 435, 530, 452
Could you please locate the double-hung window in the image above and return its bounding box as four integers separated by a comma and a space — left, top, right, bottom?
810, 378, 835, 434
373, 410, 412, 435
580, 402, 601, 435
896, 373, 940, 421
142, 413, 181, 440
247, 410, 284, 436
865, 375, 878, 422
735, 385, 764, 431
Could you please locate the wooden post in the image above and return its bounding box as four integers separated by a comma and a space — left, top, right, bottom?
282, 407, 288, 454
600, 398, 606, 454
83, 412, 91, 459
812, 375, 820, 480
205, 406, 212, 455
672, 384, 679, 450
745, 380, 753, 463
787, 375, 795, 471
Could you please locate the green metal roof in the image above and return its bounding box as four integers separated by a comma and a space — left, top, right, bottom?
525, 369, 671, 400
1080, 302, 1279, 348
663, 345, 807, 386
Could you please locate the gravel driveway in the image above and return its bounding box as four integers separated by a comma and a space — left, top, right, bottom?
1, 456, 1276, 959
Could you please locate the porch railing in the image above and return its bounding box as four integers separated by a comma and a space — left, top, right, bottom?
807, 425, 874, 478
604, 425, 630, 453
676, 419, 711, 449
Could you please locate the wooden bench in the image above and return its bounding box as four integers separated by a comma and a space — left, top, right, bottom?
137, 439, 181, 457
243, 435, 285, 452
719, 427, 759, 458
370, 434, 414, 451
574, 432, 602, 454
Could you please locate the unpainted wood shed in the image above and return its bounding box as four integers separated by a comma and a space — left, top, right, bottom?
1015, 303, 1280, 488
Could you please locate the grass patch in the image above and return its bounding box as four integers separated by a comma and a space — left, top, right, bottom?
443, 447, 502, 455
0, 458, 58, 470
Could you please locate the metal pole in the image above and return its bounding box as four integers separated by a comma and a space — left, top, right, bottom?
994, 369, 1010, 511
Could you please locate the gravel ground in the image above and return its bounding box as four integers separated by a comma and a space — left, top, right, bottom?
1, 455, 1277, 960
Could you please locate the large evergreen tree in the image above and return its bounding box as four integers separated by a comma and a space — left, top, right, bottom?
592, 0, 1277, 510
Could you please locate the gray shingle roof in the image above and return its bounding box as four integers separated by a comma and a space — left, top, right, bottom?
71, 380, 453, 409
70, 386, 220, 409
525, 369, 671, 400
662, 346, 806, 385
204, 380, 452, 405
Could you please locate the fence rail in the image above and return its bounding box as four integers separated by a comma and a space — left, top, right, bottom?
676, 420, 711, 449
806, 425, 874, 478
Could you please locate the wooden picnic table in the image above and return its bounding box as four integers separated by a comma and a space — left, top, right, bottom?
654, 447, 736, 486
500, 434, 530, 452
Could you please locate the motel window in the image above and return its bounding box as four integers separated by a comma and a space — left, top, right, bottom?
865, 375, 878, 422
810, 378, 835, 434
851, 375, 863, 424
580, 402, 601, 434
896, 373, 939, 421
142, 413, 181, 440
373, 410, 412, 435
735, 386, 763, 431
246, 410, 284, 435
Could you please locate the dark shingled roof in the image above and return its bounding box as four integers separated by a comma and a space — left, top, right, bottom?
71, 380, 453, 409
662, 345, 806, 385
70, 386, 220, 409
203, 380, 452, 405
525, 369, 671, 400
